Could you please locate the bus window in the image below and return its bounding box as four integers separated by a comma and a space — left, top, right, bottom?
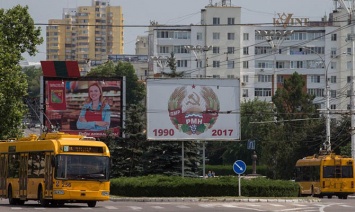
55, 155, 109, 180
323, 166, 335, 178
8, 154, 20, 178
342, 166, 353, 178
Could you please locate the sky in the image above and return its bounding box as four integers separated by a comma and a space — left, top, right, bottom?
0, 0, 337, 62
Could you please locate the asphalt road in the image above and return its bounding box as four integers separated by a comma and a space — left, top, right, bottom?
0, 197, 354, 212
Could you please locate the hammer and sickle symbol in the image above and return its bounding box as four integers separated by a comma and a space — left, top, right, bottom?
186, 92, 200, 106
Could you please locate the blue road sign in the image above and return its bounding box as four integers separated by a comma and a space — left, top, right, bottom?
247, 139, 255, 150
233, 160, 246, 174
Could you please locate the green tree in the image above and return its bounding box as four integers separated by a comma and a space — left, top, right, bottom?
162, 52, 184, 78
261, 72, 321, 179
88, 61, 145, 106
0, 6, 43, 139
87, 61, 147, 176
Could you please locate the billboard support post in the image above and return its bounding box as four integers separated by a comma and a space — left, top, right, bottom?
182, 141, 185, 177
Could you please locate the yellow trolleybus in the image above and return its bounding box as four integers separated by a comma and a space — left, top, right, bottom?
0, 132, 110, 207
295, 153, 355, 199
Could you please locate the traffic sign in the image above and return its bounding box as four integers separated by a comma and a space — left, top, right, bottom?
233, 160, 246, 175
247, 139, 255, 150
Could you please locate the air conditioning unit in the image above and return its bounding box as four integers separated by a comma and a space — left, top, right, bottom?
241, 82, 246, 86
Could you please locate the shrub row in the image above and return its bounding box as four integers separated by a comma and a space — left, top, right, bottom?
110, 175, 299, 197
204, 164, 269, 176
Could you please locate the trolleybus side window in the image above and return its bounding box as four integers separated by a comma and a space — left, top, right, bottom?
28, 152, 46, 178
8, 153, 19, 178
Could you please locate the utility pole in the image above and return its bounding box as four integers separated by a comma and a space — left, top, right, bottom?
338, 0, 355, 159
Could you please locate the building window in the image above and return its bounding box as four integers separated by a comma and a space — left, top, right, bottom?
255, 88, 272, 97
227, 17, 235, 25
331, 62, 336, 69
227, 33, 235, 40
213, 17, 220, 25
310, 75, 321, 83
258, 75, 272, 82
348, 76, 352, 83
307, 88, 324, 97
243, 33, 249, 41
212, 46, 220, 54
348, 47, 352, 55
277, 75, 284, 83
330, 104, 336, 110
197, 32, 203, 40
159, 46, 170, 53
331, 34, 337, 41
227, 61, 235, 69
213, 32, 220, 40
177, 60, 188, 67
331, 48, 337, 57
347, 61, 352, 70
243, 47, 249, 55
213, 61, 220, 68
243, 75, 249, 83
243, 89, 249, 97
227, 75, 235, 78
227, 47, 235, 54
213, 75, 220, 78
243, 61, 249, 69
330, 76, 336, 83
330, 90, 336, 98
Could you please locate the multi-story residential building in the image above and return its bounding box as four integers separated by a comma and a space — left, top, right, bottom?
46, 0, 124, 68
148, 0, 354, 119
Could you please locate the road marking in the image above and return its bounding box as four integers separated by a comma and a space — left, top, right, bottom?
151, 206, 164, 209
127, 206, 143, 210
176, 205, 190, 209
11, 208, 22, 210
105, 206, 118, 209
269, 204, 284, 207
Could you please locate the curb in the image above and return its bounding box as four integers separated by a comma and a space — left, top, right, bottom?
109, 197, 322, 203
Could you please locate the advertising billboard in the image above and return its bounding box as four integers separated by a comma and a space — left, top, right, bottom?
147, 78, 240, 141
43, 77, 124, 138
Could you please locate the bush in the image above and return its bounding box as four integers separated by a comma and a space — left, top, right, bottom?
204, 164, 268, 176
110, 175, 299, 197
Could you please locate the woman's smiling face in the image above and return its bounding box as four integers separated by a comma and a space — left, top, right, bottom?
89, 85, 101, 101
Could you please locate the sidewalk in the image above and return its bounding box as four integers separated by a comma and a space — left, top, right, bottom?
110, 196, 322, 203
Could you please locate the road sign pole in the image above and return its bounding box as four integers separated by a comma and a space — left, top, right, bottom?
238, 174, 241, 196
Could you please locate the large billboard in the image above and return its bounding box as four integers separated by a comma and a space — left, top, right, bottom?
147, 79, 240, 141
43, 77, 124, 138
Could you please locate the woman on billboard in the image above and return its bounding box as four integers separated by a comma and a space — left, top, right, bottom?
76, 82, 111, 131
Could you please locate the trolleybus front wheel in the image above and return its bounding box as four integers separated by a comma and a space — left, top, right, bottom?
87, 201, 97, 207
38, 187, 49, 207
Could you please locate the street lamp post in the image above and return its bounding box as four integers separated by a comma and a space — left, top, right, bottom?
339, 0, 355, 159
301, 47, 345, 152
256, 30, 293, 96
184, 45, 212, 77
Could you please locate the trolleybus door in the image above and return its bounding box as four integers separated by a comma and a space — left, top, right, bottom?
44, 153, 53, 198
19, 153, 28, 199
0, 154, 7, 198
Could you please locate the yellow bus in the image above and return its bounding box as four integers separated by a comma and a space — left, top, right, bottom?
0, 132, 110, 207
295, 153, 355, 199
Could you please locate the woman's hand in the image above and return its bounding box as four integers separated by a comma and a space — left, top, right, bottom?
95, 121, 109, 127
78, 116, 87, 122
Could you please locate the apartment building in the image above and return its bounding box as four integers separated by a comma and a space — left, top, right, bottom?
46, 0, 124, 68
148, 0, 354, 116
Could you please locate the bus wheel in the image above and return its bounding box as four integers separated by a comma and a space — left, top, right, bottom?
87, 201, 96, 207
8, 186, 17, 205
38, 187, 49, 207
327, 195, 332, 199
343, 194, 348, 199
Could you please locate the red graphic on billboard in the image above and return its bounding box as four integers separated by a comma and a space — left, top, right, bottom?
47, 81, 66, 110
